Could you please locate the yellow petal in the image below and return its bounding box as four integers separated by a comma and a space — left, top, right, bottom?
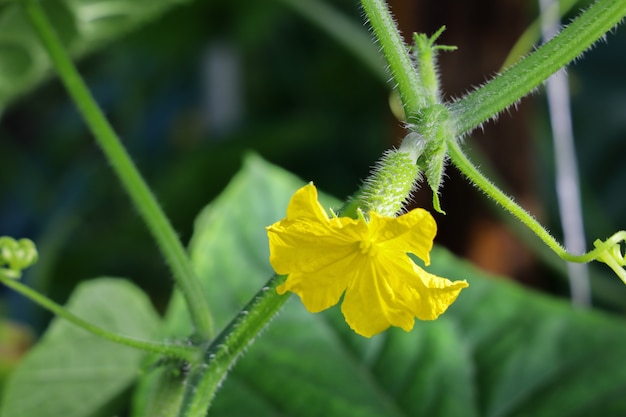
369, 209, 436, 265
285, 183, 329, 223
277, 251, 361, 312
407, 265, 468, 320
341, 256, 418, 337
341, 251, 467, 337
267, 218, 359, 275
268, 183, 367, 312
267, 183, 366, 275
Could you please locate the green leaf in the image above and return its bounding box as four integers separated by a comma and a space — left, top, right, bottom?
158, 153, 338, 338
0, 0, 192, 109
131, 153, 317, 417
1, 278, 161, 417
183, 154, 626, 416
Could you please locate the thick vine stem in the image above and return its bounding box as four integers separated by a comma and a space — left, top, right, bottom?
177, 273, 288, 417
20, 0, 214, 338
451, 0, 626, 135
360, 0, 424, 121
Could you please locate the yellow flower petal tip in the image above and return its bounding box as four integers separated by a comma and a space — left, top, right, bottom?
266, 183, 468, 338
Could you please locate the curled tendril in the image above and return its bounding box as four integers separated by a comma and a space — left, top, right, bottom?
593, 231, 626, 285
0, 237, 38, 279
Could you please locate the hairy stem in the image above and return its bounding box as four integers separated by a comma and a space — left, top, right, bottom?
177, 274, 288, 417
360, 0, 424, 120
448, 139, 621, 264
21, 0, 214, 339
451, 0, 626, 135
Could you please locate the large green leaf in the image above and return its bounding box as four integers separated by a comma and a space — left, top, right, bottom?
0, 0, 191, 108
183, 154, 626, 416
157, 154, 341, 338
0, 278, 161, 417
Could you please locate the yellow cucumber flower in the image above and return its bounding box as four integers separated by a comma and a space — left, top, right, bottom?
266, 183, 468, 338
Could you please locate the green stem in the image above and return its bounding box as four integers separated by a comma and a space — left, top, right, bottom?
177, 274, 288, 417
0, 273, 199, 362
594, 234, 626, 284
451, 0, 626, 135
21, 0, 214, 339
360, 0, 424, 120
448, 139, 619, 264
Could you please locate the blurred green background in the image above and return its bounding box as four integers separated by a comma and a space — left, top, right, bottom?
1, 0, 625, 353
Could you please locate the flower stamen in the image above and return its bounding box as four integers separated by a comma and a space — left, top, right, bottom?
359, 239, 380, 257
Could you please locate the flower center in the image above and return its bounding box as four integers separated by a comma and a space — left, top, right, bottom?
359, 239, 380, 257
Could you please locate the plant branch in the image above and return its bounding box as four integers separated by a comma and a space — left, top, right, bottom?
177, 273, 288, 417
360, 0, 424, 120
451, 0, 626, 135
21, 0, 214, 339
0, 273, 199, 361
448, 139, 626, 267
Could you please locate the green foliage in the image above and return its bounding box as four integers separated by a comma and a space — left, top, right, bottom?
0, 279, 161, 417
3, 154, 626, 417
150, 155, 626, 416
2, 0, 626, 415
